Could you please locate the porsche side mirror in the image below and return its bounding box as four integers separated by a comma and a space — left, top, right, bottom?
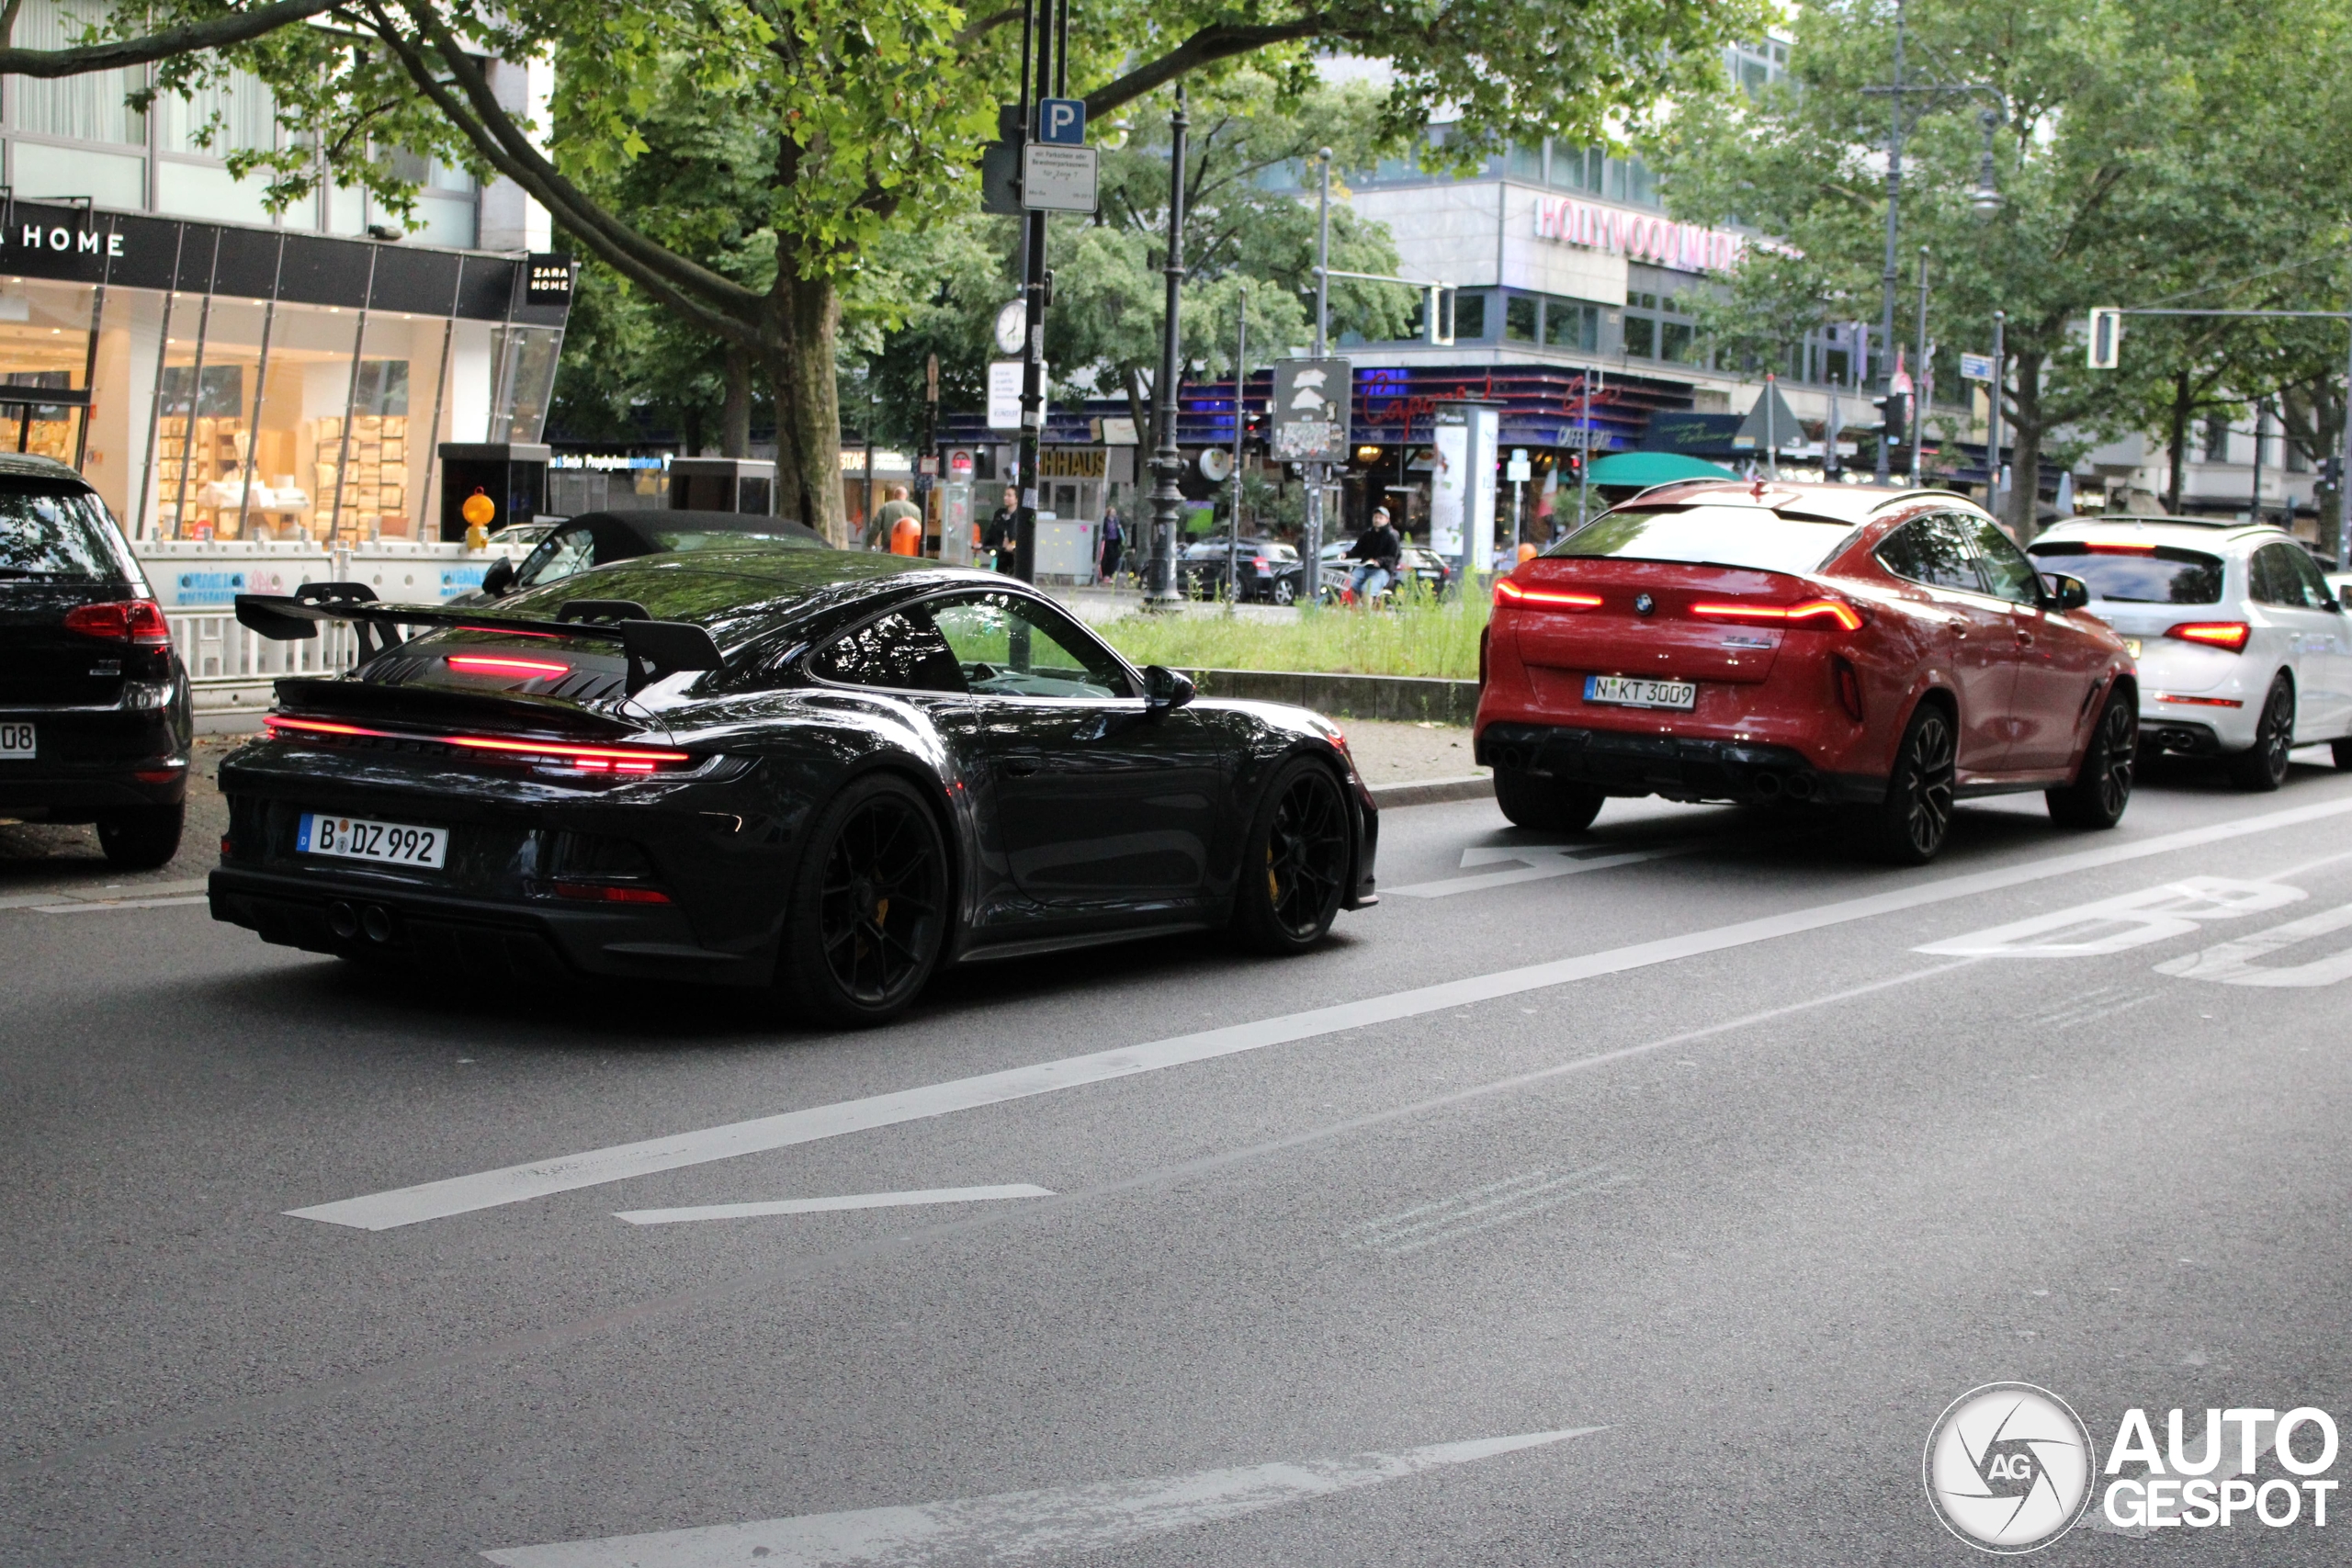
1142, 665, 1195, 713
2041, 572, 2089, 612
481, 556, 516, 598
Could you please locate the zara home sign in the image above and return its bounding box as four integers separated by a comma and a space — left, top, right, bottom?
6, 222, 123, 259
1532, 196, 1745, 273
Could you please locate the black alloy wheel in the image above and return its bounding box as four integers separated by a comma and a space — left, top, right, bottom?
2047, 689, 2137, 829
2228, 673, 2296, 792
1867, 704, 1958, 865
777, 774, 948, 1026
96, 805, 184, 871
1493, 768, 1607, 834
1233, 758, 1351, 953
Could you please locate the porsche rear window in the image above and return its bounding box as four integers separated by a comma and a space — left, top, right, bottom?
2027, 542, 2222, 604
1545, 506, 1858, 575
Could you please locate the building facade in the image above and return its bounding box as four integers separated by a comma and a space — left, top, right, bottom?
0, 5, 568, 542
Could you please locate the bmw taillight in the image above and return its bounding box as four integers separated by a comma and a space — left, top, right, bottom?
1493, 578, 1602, 611
63, 598, 171, 646
1688, 597, 1864, 633
2165, 621, 2251, 652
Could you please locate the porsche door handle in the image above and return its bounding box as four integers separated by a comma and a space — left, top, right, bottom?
1001, 753, 1043, 776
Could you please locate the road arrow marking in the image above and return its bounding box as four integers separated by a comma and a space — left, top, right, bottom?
480, 1427, 1602, 1567
1386, 840, 1699, 897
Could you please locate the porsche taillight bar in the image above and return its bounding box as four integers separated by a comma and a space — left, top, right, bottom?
264, 714, 694, 772
1687, 597, 1864, 632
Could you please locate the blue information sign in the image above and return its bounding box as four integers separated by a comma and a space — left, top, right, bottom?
1036, 97, 1086, 146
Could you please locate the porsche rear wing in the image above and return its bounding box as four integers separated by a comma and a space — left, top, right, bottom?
234, 582, 723, 695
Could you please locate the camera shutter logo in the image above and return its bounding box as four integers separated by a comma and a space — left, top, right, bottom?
1924, 1382, 2096, 1552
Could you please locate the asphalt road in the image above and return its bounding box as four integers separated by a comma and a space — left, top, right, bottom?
7, 750, 2352, 1565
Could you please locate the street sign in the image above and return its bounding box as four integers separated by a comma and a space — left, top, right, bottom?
993, 299, 1027, 355
1022, 143, 1098, 211
1731, 383, 1803, 450
2087, 307, 2122, 369
1506, 448, 1532, 482
1960, 352, 1996, 382
987, 360, 1023, 430
1036, 97, 1086, 146
1271, 356, 1351, 463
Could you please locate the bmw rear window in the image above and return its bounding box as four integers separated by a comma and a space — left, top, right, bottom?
1545, 506, 1859, 575
0, 485, 126, 581
2027, 541, 2222, 604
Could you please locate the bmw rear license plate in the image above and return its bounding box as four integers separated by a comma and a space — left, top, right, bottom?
298, 812, 447, 869
0, 721, 31, 758
1586, 675, 1697, 710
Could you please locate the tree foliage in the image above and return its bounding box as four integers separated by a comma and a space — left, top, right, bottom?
1651, 0, 2352, 533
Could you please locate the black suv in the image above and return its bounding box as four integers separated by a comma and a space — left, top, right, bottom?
0, 456, 192, 867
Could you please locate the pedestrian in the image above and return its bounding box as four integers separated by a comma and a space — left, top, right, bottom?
982, 485, 1023, 574
864, 482, 921, 552
1345, 506, 1402, 605
1098, 504, 1125, 584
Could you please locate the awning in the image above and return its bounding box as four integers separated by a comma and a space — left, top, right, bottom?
1585, 451, 1738, 487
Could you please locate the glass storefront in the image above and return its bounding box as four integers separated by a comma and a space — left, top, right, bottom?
0, 199, 568, 541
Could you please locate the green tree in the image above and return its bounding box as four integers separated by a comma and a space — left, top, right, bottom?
1653, 0, 2352, 535
28, 0, 1757, 541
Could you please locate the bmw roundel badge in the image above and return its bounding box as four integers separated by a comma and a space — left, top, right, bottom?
1634, 592, 1656, 616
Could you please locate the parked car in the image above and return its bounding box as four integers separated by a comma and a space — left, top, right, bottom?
2030, 515, 2352, 789
0, 454, 193, 867
214, 551, 1377, 1024
452, 509, 831, 604
1179, 536, 1304, 604
1477, 480, 2137, 863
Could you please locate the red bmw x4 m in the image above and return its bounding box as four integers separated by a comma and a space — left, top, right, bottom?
1476, 481, 2138, 863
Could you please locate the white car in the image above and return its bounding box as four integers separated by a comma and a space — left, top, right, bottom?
2028, 516, 2352, 789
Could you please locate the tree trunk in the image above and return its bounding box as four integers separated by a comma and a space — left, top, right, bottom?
2006, 350, 2046, 539
2165, 373, 2192, 513
763, 273, 848, 544
721, 349, 752, 458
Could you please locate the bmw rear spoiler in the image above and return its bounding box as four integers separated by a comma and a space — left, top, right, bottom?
234, 582, 723, 695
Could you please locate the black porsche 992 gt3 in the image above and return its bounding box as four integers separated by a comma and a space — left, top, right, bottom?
209, 551, 1378, 1023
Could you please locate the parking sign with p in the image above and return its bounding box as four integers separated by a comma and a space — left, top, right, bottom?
1037, 98, 1086, 146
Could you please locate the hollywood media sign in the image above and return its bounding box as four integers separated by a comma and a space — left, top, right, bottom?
1532, 196, 1747, 273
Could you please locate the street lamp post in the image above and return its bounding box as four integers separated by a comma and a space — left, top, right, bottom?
1873, 1, 1906, 483
1987, 310, 2006, 522
1227, 284, 1246, 603
1912, 246, 1931, 485
1145, 85, 1190, 606
1304, 149, 1332, 603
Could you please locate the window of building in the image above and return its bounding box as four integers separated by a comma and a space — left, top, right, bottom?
2202, 412, 2232, 463
1505, 142, 1543, 181
1504, 296, 1538, 342
1449, 292, 1488, 341
9, 0, 145, 146
1623, 311, 1656, 359
1544, 300, 1600, 352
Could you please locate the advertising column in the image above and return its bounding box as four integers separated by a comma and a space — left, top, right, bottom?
1430, 401, 1501, 578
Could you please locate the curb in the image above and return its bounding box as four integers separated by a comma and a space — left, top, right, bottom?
1182, 668, 1479, 725
1368, 773, 1494, 810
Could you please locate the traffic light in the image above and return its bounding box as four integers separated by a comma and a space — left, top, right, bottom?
2086, 307, 2121, 369
1872, 391, 1909, 446
2321, 454, 2345, 490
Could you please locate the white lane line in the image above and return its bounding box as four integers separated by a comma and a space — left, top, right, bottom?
30, 894, 209, 913
1387, 841, 1699, 897
615, 1184, 1056, 1225
289, 794, 2352, 1232
479, 1427, 1600, 1567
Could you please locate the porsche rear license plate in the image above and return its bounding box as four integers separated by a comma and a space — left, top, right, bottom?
298, 812, 447, 869
1586, 675, 1697, 710
0, 721, 31, 758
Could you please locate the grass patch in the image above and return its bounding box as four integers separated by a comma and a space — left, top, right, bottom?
1094, 583, 1488, 680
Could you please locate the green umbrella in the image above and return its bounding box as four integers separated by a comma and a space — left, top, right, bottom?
1585, 451, 1738, 487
